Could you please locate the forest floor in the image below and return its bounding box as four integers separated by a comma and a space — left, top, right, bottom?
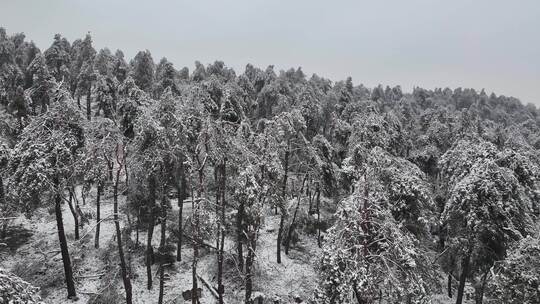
0, 184, 475, 304
0, 186, 324, 304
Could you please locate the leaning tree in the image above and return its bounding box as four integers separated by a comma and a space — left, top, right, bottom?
441, 159, 534, 303
488, 234, 540, 304
439, 138, 538, 304
317, 173, 437, 304
0, 138, 11, 239
6, 91, 84, 299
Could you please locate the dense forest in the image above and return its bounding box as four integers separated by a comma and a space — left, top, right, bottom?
1, 27, 539, 304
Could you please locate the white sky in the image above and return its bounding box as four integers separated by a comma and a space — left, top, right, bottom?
1, 0, 539, 104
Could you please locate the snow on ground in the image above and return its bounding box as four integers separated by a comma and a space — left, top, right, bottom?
0, 188, 465, 303
0, 187, 321, 304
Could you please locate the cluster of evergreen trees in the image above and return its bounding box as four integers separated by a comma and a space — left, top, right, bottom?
1, 27, 540, 304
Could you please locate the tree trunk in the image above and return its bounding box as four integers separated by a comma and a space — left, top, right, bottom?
81, 186, 86, 205
285, 175, 307, 254
54, 177, 77, 299
277, 210, 285, 264
0, 175, 6, 240
114, 165, 133, 304
158, 185, 168, 304
146, 212, 155, 290
244, 234, 256, 304
95, 183, 102, 249
86, 85, 91, 121
125, 212, 133, 267
158, 264, 165, 304
75, 190, 84, 229
135, 208, 140, 247
214, 165, 221, 301
124, 154, 129, 189
107, 159, 114, 181
176, 159, 186, 261
456, 253, 471, 304
236, 201, 245, 271
316, 185, 321, 248
277, 144, 290, 263
474, 271, 489, 304
448, 272, 452, 298
191, 171, 199, 304
67, 190, 79, 240
218, 161, 226, 304
307, 180, 312, 214
0, 175, 5, 239
0, 173, 4, 206
146, 176, 157, 290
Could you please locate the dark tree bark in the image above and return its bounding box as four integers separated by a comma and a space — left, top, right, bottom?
277, 210, 285, 264
146, 212, 155, 290
125, 212, 134, 284
0, 174, 4, 206
146, 176, 157, 290
244, 232, 256, 304
86, 85, 92, 121
191, 170, 200, 304
474, 271, 489, 304
456, 252, 471, 304
176, 158, 186, 261
190, 151, 207, 304
66, 189, 79, 240
54, 177, 77, 299
81, 186, 86, 205
448, 272, 452, 298
307, 179, 312, 214
95, 183, 102, 249
316, 185, 321, 248
158, 265, 165, 304
158, 184, 168, 304
113, 162, 133, 304
124, 152, 129, 189
0, 175, 6, 239
217, 161, 226, 304
135, 208, 140, 247
277, 144, 290, 264
106, 157, 114, 181
285, 174, 307, 254
236, 200, 245, 271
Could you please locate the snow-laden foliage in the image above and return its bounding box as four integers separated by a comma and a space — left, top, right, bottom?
81, 116, 121, 185
442, 159, 533, 274
348, 107, 405, 155
6, 94, 84, 211
370, 148, 435, 235
317, 179, 437, 304
344, 147, 435, 235
3, 26, 540, 304
0, 269, 44, 304
439, 138, 499, 187
488, 235, 540, 304
0, 140, 9, 169
234, 165, 265, 230
131, 89, 184, 178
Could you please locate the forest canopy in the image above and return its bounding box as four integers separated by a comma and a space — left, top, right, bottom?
0, 27, 539, 304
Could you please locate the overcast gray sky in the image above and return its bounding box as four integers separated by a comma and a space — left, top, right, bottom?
1, 0, 539, 104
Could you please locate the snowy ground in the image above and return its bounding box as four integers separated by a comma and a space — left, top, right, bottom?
0, 186, 322, 304
0, 185, 472, 304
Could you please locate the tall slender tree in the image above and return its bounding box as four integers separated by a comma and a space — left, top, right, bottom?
6, 91, 84, 299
